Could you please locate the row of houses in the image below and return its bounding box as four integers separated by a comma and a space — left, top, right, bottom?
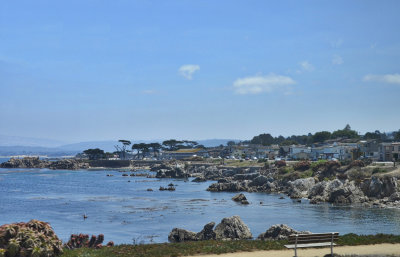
79, 141, 400, 162
205, 141, 400, 162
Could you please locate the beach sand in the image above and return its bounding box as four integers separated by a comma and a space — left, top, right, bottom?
188, 243, 400, 257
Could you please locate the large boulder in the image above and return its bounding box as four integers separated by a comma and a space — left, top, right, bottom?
207, 181, 249, 192
308, 179, 343, 202
287, 178, 316, 198
196, 222, 216, 240
156, 166, 187, 178
389, 192, 400, 202
328, 181, 366, 204
248, 175, 272, 187
361, 176, 398, 199
232, 193, 247, 202
214, 216, 252, 240
289, 178, 316, 193
257, 224, 310, 240
168, 228, 198, 242
234, 173, 260, 181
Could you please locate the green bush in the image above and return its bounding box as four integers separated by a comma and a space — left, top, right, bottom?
300, 169, 313, 178
310, 160, 327, 172
294, 161, 311, 171
279, 166, 294, 174
0, 220, 63, 257
372, 167, 387, 174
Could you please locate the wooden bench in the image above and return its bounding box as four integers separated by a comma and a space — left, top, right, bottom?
284, 232, 339, 257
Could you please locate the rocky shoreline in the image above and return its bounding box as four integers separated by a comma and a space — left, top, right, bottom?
2, 157, 400, 209
0, 157, 89, 170
150, 160, 400, 209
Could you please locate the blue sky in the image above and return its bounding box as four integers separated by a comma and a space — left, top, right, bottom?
1, 0, 400, 142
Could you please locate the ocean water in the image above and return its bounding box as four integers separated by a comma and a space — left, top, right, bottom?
0, 158, 10, 164
1, 168, 400, 244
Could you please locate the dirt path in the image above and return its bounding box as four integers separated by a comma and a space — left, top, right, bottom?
188, 243, 400, 257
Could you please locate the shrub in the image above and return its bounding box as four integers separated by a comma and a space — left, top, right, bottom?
279, 166, 293, 174
300, 170, 313, 178
310, 160, 328, 172
372, 167, 387, 174
64, 233, 114, 249
348, 160, 365, 169
274, 160, 286, 168
336, 173, 348, 180
0, 220, 63, 257
347, 169, 368, 185
294, 161, 311, 171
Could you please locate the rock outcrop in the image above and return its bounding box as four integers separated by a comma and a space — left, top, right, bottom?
153, 163, 188, 178
196, 222, 216, 240
361, 176, 398, 199
232, 193, 249, 204
168, 216, 252, 242
214, 216, 252, 240
258, 224, 310, 240
0, 157, 89, 170
168, 228, 198, 242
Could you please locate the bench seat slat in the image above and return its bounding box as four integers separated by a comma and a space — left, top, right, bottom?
285, 242, 337, 249
288, 233, 339, 238
288, 238, 338, 244
288, 235, 339, 240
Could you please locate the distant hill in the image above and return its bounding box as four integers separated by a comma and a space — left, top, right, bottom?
0, 135, 67, 147
0, 137, 241, 156
0, 146, 78, 157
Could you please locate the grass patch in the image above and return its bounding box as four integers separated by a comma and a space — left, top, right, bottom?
61, 234, 400, 257
61, 240, 285, 257
300, 169, 314, 178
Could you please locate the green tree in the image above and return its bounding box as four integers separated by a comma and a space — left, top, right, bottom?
148, 143, 162, 157
313, 131, 332, 143
162, 139, 183, 151
250, 133, 275, 146
394, 130, 400, 141
115, 140, 131, 160
83, 148, 105, 160
332, 125, 359, 139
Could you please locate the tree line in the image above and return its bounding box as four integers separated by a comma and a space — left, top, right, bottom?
82, 139, 204, 160
249, 125, 400, 146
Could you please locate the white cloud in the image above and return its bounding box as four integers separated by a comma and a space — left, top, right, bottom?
299, 61, 314, 72
363, 73, 400, 85
233, 74, 296, 95
178, 64, 200, 80
332, 54, 343, 65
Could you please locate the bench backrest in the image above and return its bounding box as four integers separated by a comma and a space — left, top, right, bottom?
287, 233, 339, 244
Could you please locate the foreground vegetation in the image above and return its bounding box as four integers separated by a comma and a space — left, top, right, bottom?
62, 234, 400, 257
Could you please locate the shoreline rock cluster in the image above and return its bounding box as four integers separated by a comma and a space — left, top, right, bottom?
0, 157, 89, 170
168, 215, 308, 243
168, 216, 252, 242
184, 162, 400, 209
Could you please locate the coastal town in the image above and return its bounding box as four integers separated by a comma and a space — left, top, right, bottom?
75, 126, 400, 164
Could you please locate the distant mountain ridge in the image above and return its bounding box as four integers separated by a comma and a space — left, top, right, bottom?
0, 136, 240, 156
0, 135, 68, 147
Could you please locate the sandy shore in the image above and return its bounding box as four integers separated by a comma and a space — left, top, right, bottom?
188, 243, 400, 257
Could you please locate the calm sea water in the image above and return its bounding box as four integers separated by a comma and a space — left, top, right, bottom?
1, 168, 400, 244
